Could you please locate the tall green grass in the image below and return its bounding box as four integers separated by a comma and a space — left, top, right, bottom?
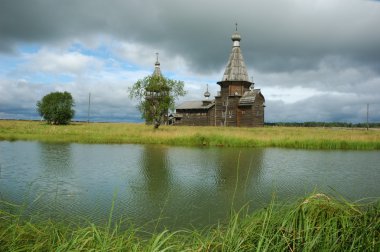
1, 120, 380, 149
1, 194, 378, 251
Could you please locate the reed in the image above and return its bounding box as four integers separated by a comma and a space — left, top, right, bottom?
0, 194, 378, 251
1, 120, 380, 150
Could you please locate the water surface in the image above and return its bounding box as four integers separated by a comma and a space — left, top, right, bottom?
0, 141, 379, 230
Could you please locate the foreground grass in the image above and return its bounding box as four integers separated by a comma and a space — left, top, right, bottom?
1, 120, 380, 149
0, 194, 378, 251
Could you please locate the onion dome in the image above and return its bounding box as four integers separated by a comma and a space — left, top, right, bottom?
231, 31, 241, 44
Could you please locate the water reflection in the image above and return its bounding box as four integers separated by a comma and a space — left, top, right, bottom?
135, 146, 266, 228
34, 143, 80, 219
38, 143, 73, 176
140, 145, 171, 193
212, 148, 265, 209
215, 148, 263, 188
0, 141, 379, 231
127, 145, 173, 227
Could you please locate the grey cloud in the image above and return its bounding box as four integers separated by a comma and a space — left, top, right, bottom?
1, 0, 379, 75
0, 0, 162, 50
253, 54, 380, 97
266, 94, 380, 123
1, 0, 380, 123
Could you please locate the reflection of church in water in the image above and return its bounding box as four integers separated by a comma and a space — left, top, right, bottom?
171, 28, 265, 127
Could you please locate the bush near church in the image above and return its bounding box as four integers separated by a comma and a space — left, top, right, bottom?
37, 91, 75, 125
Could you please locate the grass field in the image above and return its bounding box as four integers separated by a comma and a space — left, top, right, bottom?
1, 120, 380, 150
0, 194, 378, 251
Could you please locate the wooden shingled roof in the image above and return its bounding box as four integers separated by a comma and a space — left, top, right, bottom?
221, 31, 249, 82
176, 100, 215, 110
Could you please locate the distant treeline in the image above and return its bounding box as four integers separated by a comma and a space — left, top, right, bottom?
265, 122, 380, 128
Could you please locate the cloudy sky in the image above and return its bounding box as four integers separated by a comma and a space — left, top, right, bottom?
1, 0, 379, 123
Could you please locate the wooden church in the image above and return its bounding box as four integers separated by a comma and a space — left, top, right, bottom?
173, 29, 265, 127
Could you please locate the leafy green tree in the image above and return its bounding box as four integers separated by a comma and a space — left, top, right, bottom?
37, 91, 75, 125
129, 75, 186, 129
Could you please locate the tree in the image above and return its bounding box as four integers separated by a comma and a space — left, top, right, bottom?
129, 75, 186, 129
37, 91, 75, 125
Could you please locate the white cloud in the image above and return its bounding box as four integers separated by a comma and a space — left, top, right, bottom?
264, 86, 325, 104
25, 48, 103, 76
115, 41, 190, 75
0, 42, 151, 122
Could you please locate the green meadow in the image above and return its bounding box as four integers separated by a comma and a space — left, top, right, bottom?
0, 120, 380, 150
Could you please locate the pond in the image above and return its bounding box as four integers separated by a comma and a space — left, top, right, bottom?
0, 141, 379, 230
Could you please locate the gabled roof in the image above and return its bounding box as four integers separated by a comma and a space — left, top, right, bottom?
176, 100, 215, 110
221, 31, 249, 82
239, 89, 263, 106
